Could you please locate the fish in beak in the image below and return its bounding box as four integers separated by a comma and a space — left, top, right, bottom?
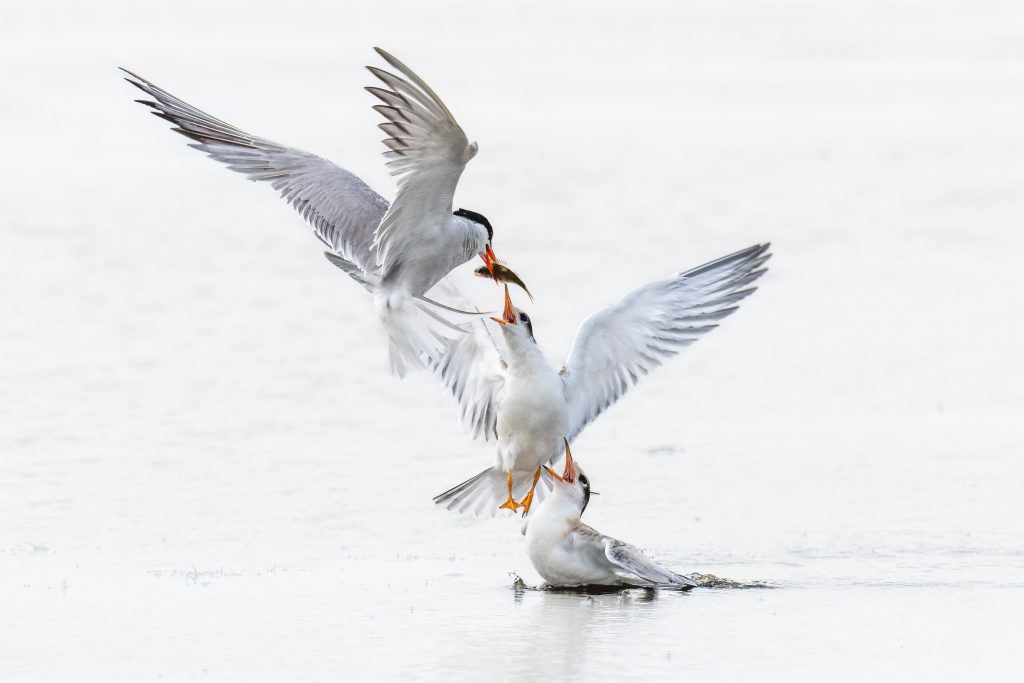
490, 284, 517, 325
472, 262, 533, 301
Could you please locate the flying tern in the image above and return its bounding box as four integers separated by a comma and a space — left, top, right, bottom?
122, 48, 511, 376
430, 243, 771, 515
525, 439, 698, 588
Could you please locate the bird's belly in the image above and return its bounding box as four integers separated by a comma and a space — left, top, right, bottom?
544, 561, 617, 587
528, 537, 616, 587
496, 382, 568, 472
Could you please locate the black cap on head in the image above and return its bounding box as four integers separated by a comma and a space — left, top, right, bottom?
454, 208, 493, 242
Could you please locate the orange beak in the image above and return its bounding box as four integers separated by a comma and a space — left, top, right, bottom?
490, 284, 517, 325
481, 244, 497, 280
561, 437, 576, 483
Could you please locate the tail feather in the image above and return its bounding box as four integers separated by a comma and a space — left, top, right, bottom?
377, 294, 470, 378
385, 338, 416, 378
433, 467, 505, 516
321, 252, 471, 377
433, 466, 556, 517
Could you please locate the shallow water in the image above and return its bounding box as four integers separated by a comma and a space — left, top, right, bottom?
3, 0, 1024, 680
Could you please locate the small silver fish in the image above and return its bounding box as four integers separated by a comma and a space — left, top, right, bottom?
474, 263, 533, 301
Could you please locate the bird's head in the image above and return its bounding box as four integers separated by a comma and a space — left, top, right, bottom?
490, 284, 536, 346
454, 208, 496, 276
546, 438, 593, 516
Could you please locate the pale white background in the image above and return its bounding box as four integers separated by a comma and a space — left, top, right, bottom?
2, 1, 1023, 681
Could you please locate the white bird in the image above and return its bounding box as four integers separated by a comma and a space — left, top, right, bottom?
525, 439, 697, 589
122, 48, 502, 376
430, 243, 771, 515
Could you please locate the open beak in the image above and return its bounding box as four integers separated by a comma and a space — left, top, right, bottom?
544, 440, 585, 487
490, 284, 517, 325
481, 244, 497, 280
561, 437, 577, 484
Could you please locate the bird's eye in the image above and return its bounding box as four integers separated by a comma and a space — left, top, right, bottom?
519, 313, 530, 323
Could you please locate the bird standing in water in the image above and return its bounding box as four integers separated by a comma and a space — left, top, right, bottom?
525, 440, 697, 589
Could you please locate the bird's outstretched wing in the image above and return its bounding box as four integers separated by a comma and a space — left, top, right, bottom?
604, 539, 697, 588
424, 278, 505, 441
366, 48, 478, 279
121, 68, 388, 273
560, 243, 771, 440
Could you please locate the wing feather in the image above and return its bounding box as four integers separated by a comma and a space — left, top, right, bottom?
604, 540, 697, 588
424, 278, 505, 441
121, 68, 388, 272
365, 48, 478, 278
560, 243, 771, 439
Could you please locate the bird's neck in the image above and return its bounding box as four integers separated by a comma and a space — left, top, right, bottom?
532, 490, 581, 529
504, 336, 550, 374
451, 215, 487, 260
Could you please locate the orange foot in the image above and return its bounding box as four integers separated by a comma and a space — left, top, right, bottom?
499, 495, 523, 512
519, 466, 544, 515
498, 470, 523, 512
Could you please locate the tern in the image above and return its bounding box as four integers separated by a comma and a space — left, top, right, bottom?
122, 48, 506, 376
429, 243, 771, 515
525, 439, 697, 589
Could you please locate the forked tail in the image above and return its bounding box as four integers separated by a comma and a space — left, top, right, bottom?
433, 466, 556, 517
377, 294, 470, 377
321, 252, 477, 378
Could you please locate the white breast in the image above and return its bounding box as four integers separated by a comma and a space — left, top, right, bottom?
525, 499, 574, 583
496, 364, 568, 473
525, 500, 617, 587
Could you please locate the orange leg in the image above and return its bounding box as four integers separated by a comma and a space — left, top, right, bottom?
498, 470, 522, 512
518, 466, 544, 515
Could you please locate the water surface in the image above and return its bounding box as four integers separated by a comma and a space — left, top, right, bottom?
2, 0, 1023, 680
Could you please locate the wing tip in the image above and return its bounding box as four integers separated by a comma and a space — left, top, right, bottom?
119, 66, 142, 82
365, 64, 393, 82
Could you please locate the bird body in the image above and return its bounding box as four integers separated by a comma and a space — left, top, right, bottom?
526, 499, 619, 587
376, 215, 486, 295
433, 243, 772, 515
431, 304, 569, 515
495, 327, 569, 475
525, 443, 697, 589
371, 213, 491, 374
527, 512, 696, 589
123, 48, 501, 377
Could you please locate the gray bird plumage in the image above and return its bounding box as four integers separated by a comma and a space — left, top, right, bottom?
122, 67, 389, 272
